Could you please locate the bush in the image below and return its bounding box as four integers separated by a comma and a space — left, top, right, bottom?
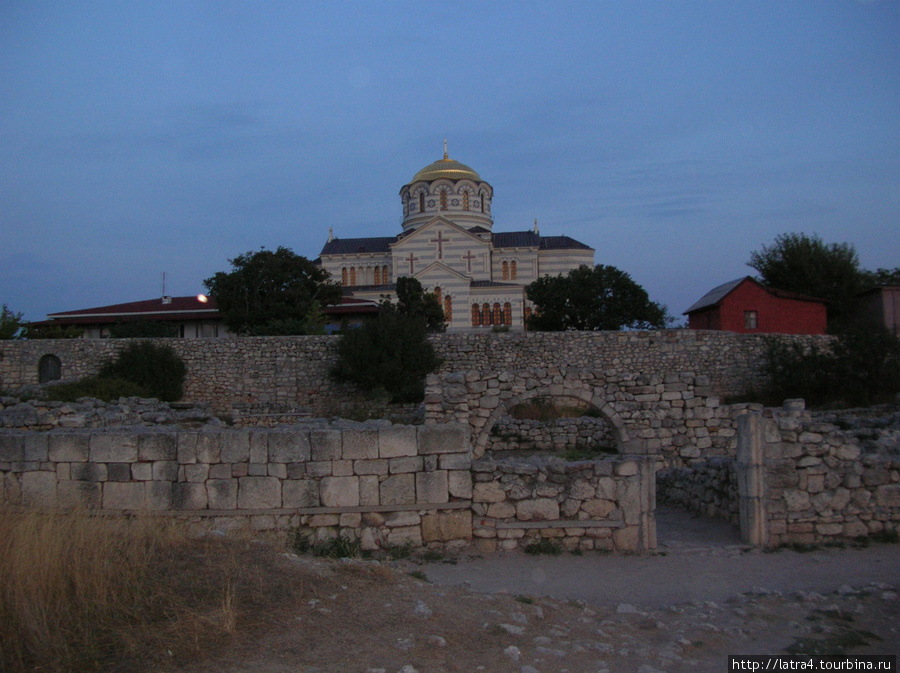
99, 341, 186, 401
44, 376, 151, 402
331, 308, 442, 404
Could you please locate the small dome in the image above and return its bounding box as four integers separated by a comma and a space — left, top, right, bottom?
410, 155, 481, 183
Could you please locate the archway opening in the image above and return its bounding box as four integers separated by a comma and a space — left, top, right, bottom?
38, 354, 62, 384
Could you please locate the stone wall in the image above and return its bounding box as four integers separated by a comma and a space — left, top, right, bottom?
0, 423, 474, 549
656, 458, 739, 525
470, 454, 656, 553
487, 415, 616, 454
0, 331, 830, 418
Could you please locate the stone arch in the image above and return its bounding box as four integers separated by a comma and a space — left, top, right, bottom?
38, 354, 62, 384
472, 386, 632, 458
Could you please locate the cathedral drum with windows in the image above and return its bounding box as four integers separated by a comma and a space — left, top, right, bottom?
318, 145, 594, 331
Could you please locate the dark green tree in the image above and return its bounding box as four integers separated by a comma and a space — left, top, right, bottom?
393, 276, 446, 332
525, 265, 670, 331
0, 304, 25, 340
203, 247, 342, 335
98, 341, 186, 402
19, 323, 84, 339
865, 267, 900, 286
748, 233, 869, 330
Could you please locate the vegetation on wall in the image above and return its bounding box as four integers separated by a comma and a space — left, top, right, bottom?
1, 304, 25, 340
331, 278, 443, 403
97, 341, 186, 402
761, 321, 900, 408
525, 264, 670, 331
203, 247, 342, 336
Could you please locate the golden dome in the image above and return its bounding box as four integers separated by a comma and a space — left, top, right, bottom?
410, 148, 481, 183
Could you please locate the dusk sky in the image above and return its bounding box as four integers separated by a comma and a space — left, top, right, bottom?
2, 1, 898, 324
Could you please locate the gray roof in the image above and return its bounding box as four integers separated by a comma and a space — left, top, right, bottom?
684, 277, 747, 314
320, 237, 396, 255
319, 230, 592, 256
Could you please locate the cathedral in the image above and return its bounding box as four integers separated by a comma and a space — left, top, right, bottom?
318, 145, 594, 331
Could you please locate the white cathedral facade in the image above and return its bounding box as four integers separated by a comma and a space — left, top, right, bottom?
318, 147, 594, 331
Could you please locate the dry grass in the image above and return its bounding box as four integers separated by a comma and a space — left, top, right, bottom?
0, 506, 301, 673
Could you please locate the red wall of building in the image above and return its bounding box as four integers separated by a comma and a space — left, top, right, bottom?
689, 280, 827, 335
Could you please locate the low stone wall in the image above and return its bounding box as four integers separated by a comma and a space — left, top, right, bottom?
0, 423, 474, 549
469, 455, 655, 553
656, 458, 739, 525
487, 415, 616, 454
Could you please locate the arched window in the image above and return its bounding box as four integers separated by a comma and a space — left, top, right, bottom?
440, 189, 448, 210
480, 192, 486, 213
349, 267, 356, 285
482, 303, 492, 326
502, 261, 509, 280
419, 193, 425, 213
524, 306, 533, 324
471, 303, 481, 327
444, 295, 452, 322
463, 191, 469, 211
510, 260, 517, 280
341, 268, 348, 285
374, 267, 381, 285
38, 354, 62, 384
433, 286, 442, 305
493, 303, 502, 325
504, 302, 512, 325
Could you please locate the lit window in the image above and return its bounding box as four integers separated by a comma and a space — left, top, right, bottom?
471, 303, 481, 327
482, 303, 492, 326
349, 267, 356, 285
440, 189, 448, 210
374, 267, 381, 285
493, 303, 502, 325
434, 286, 442, 305
510, 260, 517, 279
744, 310, 758, 329
502, 261, 509, 280
463, 191, 469, 211
444, 295, 452, 322
504, 302, 512, 325
341, 268, 348, 285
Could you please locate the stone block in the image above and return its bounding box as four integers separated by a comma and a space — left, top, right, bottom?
783, 489, 811, 512
49, 434, 89, 462
612, 525, 640, 550
145, 481, 172, 510
268, 430, 311, 463
173, 482, 207, 510
380, 474, 415, 505
596, 477, 617, 501
418, 424, 469, 455
131, 463, 152, 481
267, 463, 287, 479
58, 480, 100, 508
71, 462, 107, 482
387, 525, 422, 547
90, 433, 137, 463
138, 433, 176, 461
306, 461, 332, 477
473, 481, 506, 503
615, 460, 638, 476
310, 429, 342, 461
107, 463, 131, 482
439, 453, 471, 470
354, 459, 388, 476
248, 463, 267, 476
207, 479, 238, 509
332, 460, 354, 476
20, 471, 56, 506
342, 429, 378, 460
378, 426, 418, 458
207, 463, 229, 479
876, 484, 900, 508
516, 498, 559, 522
153, 461, 179, 482
196, 431, 222, 463
103, 482, 145, 510
416, 470, 449, 503
486, 501, 516, 519
359, 475, 380, 506
448, 470, 473, 499
385, 511, 420, 527
177, 433, 198, 464
220, 430, 251, 463
422, 511, 472, 542
238, 476, 282, 509
249, 431, 268, 463
582, 498, 616, 518
283, 479, 320, 508
0, 434, 23, 462
389, 456, 423, 474
320, 476, 360, 507
23, 435, 48, 462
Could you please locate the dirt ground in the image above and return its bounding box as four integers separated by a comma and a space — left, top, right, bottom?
176, 507, 899, 673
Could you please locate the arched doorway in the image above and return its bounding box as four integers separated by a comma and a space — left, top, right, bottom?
38, 354, 62, 384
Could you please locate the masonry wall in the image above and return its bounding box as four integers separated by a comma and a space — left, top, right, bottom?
0, 331, 830, 417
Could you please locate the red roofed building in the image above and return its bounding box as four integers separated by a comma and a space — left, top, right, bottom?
684, 277, 827, 335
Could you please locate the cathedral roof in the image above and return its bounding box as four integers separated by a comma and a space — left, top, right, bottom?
319, 231, 593, 256
538, 235, 594, 251
320, 236, 396, 255
409, 152, 482, 183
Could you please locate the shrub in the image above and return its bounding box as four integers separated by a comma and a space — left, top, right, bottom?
99, 341, 186, 401
43, 376, 151, 402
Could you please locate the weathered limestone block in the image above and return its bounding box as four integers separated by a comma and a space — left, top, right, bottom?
320, 476, 360, 507
783, 489, 811, 511
90, 433, 137, 463
104, 482, 145, 509
283, 479, 320, 508
268, 430, 311, 463
177, 433, 198, 464
21, 471, 56, 506
439, 453, 471, 470
71, 463, 107, 482
207, 479, 238, 509
378, 426, 418, 458
568, 478, 595, 500
516, 498, 559, 521
196, 431, 222, 463
473, 481, 506, 503
582, 498, 616, 518
416, 470, 449, 503
422, 511, 472, 542
612, 525, 640, 550
107, 463, 131, 482
354, 459, 388, 476
342, 429, 378, 460
448, 470, 473, 499
359, 475, 380, 506
0, 434, 24, 462
419, 424, 469, 455
380, 474, 415, 505
267, 463, 287, 479
389, 456, 423, 474
310, 429, 342, 461
49, 434, 89, 462
138, 433, 176, 461
220, 430, 251, 463
24, 434, 48, 462
153, 461, 178, 482
145, 481, 173, 510
173, 482, 207, 510
876, 484, 900, 508
486, 501, 516, 518
385, 511, 420, 527
615, 460, 638, 476
238, 476, 282, 509
131, 463, 153, 481
387, 525, 422, 547
249, 431, 268, 463
596, 476, 617, 501
58, 480, 100, 508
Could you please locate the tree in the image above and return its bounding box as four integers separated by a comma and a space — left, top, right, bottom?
393, 276, 446, 332
1, 305, 25, 340
866, 267, 900, 286
203, 247, 342, 335
525, 265, 670, 331
748, 233, 869, 330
